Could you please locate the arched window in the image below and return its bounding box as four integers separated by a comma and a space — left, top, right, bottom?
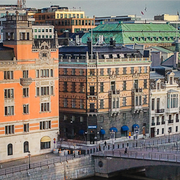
24, 141, 29, 153
8, 143, 13, 156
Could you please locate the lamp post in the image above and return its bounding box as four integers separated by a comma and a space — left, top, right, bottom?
168, 129, 170, 143
28, 151, 31, 169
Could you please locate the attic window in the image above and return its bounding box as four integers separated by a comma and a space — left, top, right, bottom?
144, 37, 147, 41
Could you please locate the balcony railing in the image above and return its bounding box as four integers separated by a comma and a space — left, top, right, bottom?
134, 88, 143, 93
20, 78, 32, 86
87, 109, 97, 113
162, 121, 165, 124
155, 109, 165, 113
168, 120, 173, 123
156, 122, 160, 125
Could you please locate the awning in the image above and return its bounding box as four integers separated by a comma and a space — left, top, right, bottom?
79, 129, 85, 135
100, 129, 105, 135
41, 136, 51, 142
132, 124, 139, 129
121, 125, 129, 131
109, 127, 118, 132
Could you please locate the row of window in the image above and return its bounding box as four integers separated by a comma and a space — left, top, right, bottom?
4, 86, 54, 99
5, 121, 51, 135
156, 126, 178, 136
63, 115, 84, 122
7, 140, 51, 156
56, 13, 84, 19
62, 67, 148, 76
63, 82, 84, 93
33, 28, 52, 33
3, 69, 54, 80
34, 35, 53, 39
64, 99, 84, 109
4, 103, 50, 116
130, 37, 175, 42
152, 114, 179, 125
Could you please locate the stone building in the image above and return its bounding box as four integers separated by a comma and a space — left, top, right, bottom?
59, 42, 151, 142
0, 12, 59, 161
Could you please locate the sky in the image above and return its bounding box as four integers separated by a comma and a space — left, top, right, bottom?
3, 0, 180, 19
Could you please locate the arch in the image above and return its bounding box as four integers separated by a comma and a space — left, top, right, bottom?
24, 141, 29, 153
7, 143, 13, 156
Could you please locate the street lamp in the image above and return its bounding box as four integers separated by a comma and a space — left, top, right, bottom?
27, 151, 31, 169
168, 129, 171, 143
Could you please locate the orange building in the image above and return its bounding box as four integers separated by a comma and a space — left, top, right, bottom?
59, 43, 151, 142
0, 12, 59, 162
34, 7, 95, 36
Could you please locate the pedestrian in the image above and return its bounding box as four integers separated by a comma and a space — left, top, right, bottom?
104, 141, 107, 147
124, 147, 127, 154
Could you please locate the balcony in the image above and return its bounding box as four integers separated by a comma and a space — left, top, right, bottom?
151, 122, 155, 126
162, 121, 165, 124
168, 120, 173, 123
20, 78, 32, 86
176, 119, 179, 123
87, 109, 97, 113
166, 108, 179, 114
134, 88, 143, 93
155, 109, 165, 114
87, 92, 97, 99
156, 122, 160, 125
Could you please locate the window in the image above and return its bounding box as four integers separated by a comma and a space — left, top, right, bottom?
176, 126, 178, 132
50, 69, 53, 77
123, 81, 126, 90
41, 69, 49, 77
7, 144, 13, 155
144, 79, 147, 89
139, 67, 141, 73
113, 98, 115, 108
4, 89, 14, 98
36, 70, 39, 78
27, 33, 29, 40
41, 86, 49, 96
116, 68, 119, 75
24, 123, 29, 132
100, 82, 104, 92
157, 129, 159, 135
143, 95, 147, 104
80, 116, 83, 122
5, 106, 14, 116
116, 98, 119, 108
100, 99, 104, 109
152, 117, 155, 124
72, 69, 75, 75
40, 121, 51, 130
80, 99, 84, 109
23, 70, 28, 78
72, 82, 76, 92
162, 116, 165, 124
107, 68, 111, 75
64, 115, 67, 120
80, 69, 84, 75
23, 88, 29, 97
123, 97, 126, 106
162, 128, 164, 134
100, 69, 104, 76
80, 82, 84, 93
24, 141, 29, 153
72, 99, 76, 108
167, 94, 178, 108
23, 104, 29, 114
134, 80, 138, 89
51, 86, 53, 95
41, 142, 50, 149
46, 29, 48, 32
144, 67, 147, 73
152, 98, 155, 110
123, 67, 126, 75
5, 125, 14, 134
123, 113, 126, 120
64, 82, 67, 92
90, 69, 95, 76
49, 29, 52, 32
64, 68, 67, 75
131, 67, 134, 74
64, 98, 67, 107
4, 71, 13, 80
36, 87, 39, 96
41, 103, 50, 112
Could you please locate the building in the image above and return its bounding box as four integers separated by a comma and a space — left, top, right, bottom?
150, 68, 180, 138
0, 12, 59, 162
154, 14, 179, 21
59, 42, 151, 142
81, 22, 180, 48
32, 25, 54, 39
34, 6, 96, 36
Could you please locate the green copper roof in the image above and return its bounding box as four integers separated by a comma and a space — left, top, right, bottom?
151, 46, 173, 53
82, 23, 180, 44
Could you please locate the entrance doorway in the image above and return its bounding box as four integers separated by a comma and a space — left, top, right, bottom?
151, 127, 155, 138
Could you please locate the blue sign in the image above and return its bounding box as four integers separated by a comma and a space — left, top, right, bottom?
88, 126, 97, 129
